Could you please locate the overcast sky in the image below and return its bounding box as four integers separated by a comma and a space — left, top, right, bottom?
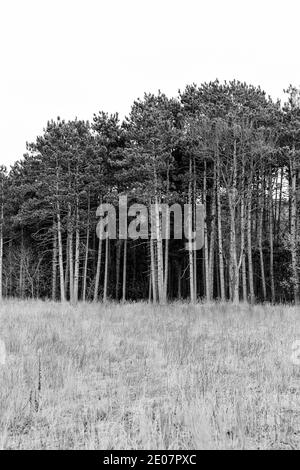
1, 0, 299, 167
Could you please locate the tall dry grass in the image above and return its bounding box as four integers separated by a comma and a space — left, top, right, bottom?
0, 300, 299, 449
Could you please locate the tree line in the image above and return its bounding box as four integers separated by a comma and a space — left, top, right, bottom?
0, 80, 299, 305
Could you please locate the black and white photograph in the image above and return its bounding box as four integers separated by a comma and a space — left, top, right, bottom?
0, 0, 300, 454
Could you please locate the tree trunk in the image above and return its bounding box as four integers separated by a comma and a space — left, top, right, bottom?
93, 236, 103, 302
247, 192, 255, 304
269, 169, 275, 303
64, 235, 69, 298
68, 228, 74, 304
82, 194, 90, 302
150, 236, 157, 304
52, 223, 57, 301
155, 196, 164, 303
258, 182, 267, 301
229, 140, 239, 305
56, 204, 65, 302
103, 236, 109, 303
239, 159, 247, 302
164, 164, 170, 301
203, 160, 210, 300
229, 196, 239, 304
73, 200, 80, 304
8, 238, 12, 297
115, 240, 121, 300
188, 157, 195, 303
122, 239, 127, 302
216, 152, 225, 301
290, 155, 299, 304
209, 163, 216, 299
193, 156, 197, 298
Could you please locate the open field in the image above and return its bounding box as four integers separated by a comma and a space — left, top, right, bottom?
0, 301, 300, 450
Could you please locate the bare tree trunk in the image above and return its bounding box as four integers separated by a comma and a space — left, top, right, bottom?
103, 236, 109, 303
209, 163, 216, 299
148, 267, 152, 302
229, 140, 239, 305
115, 240, 121, 300
150, 236, 157, 304
193, 156, 197, 298
216, 153, 225, 301
258, 182, 267, 301
247, 192, 255, 304
188, 157, 195, 303
68, 226, 74, 304
36, 265, 40, 299
55, 161, 65, 302
242, 250, 247, 301
240, 191, 247, 302
82, 194, 90, 302
52, 224, 57, 301
290, 155, 299, 304
64, 235, 69, 298
239, 158, 247, 302
164, 165, 170, 301
93, 235, 103, 302
73, 200, 80, 304
164, 236, 169, 302
8, 238, 12, 297
155, 195, 164, 303
269, 169, 275, 303
277, 167, 284, 238
203, 160, 210, 300
122, 239, 127, 302
56, 205, 65, 302
229, 196, 239, 304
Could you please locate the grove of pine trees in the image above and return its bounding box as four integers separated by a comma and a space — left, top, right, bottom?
0, 80, 299, 305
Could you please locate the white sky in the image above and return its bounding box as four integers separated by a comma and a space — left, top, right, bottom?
1, 0, 299, 167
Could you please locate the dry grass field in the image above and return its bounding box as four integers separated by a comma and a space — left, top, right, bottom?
0, 300, 300, 450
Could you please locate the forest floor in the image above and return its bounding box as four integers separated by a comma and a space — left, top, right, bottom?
0, 300, 300, 450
